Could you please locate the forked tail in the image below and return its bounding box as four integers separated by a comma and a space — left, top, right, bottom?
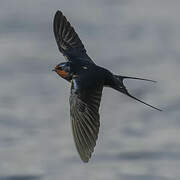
113, 75, 162, 111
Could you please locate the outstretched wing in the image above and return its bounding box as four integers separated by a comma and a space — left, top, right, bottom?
69, 79, 103, 162
53, 10, 94, 64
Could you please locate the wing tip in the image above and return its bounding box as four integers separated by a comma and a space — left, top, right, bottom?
81, 156, 90, 163
55, 10, 62, 16
54, 10, 64, 24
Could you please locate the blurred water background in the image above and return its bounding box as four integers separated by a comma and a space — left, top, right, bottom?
0, 0, 180, 180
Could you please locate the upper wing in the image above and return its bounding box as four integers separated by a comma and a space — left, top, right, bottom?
53, 10, 94, 64
69, 79, 103, 162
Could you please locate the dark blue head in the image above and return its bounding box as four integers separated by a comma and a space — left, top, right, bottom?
53, 61, 73, 81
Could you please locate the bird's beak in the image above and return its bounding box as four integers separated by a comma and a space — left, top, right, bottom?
52, 68, 56, 72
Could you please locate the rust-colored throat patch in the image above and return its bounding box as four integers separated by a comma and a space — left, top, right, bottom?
56, 69, 68, 78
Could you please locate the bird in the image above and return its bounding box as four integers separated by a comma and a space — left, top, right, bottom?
52, 10, 162, 163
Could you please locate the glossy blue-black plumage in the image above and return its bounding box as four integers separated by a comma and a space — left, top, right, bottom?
53, 10, 162, 163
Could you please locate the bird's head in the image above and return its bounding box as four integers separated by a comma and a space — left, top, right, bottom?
52, 62, 73, 81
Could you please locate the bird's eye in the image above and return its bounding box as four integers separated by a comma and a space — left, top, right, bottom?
64, 66, 70, 72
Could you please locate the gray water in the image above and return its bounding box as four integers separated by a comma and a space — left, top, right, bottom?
0, 0, 180, 180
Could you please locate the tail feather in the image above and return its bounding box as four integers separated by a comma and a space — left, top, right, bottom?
114, 75, 162, 111
123, 90, 162, 111
114, 75, 156, 83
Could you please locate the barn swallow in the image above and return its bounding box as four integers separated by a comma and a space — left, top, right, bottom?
52, 10, 162, 163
